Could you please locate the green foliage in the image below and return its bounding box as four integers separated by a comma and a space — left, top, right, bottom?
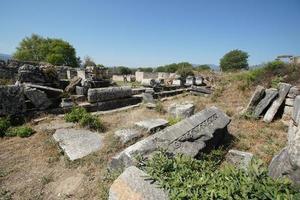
155, 62, 194, 73
0, 117, 11, 137
138, 67, 153, 72
176, 65, 194, 78
271, 76, 284, 88
109, 66, 132, 75
220, 49, 249, 71
13, 34, 79, 67
6, 126, 34, 138
65, 107, 87, 123
195, 64, 211, 71
144, 151, 299, 200
155, 102, 165, 114
65, 107, 104, 131
79, 114, 104, 131
168, 116, 181, 125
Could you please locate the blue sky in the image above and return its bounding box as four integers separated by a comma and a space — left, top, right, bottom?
0, 0, 299, 67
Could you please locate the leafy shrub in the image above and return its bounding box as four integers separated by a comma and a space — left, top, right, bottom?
65, 107, 87, 123
79, 114, 104, 131
144, 151, 300, 199
168, 117, 181, 125
0, 117, 11, 137
65, 107, 104, 131
6, 126, 34, 138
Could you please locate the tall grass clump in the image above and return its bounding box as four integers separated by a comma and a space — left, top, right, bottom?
0, 117, 11, 137
6, 126, 34, 138
143, 150, 300, 199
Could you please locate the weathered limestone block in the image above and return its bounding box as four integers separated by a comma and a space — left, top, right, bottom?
252, 88, 278, 118
263, 83, 292, 123
190, 86, 212, 94
67, 68, 77, 79
115, 128, 143, 144
60, 98, 74, 108
24, 88, 52, 110
109, 166, 168, 200
82, 79, 111, 88
53, 128, 103, 160
88, 87, 132, 103
195, 76, 204, 86
135, 119, 168, 133
65, 77, 82, 93
292, 96, 300, 125
185, 76, 195, 86
132, 88, 146, 95
141, 93, 155, 104
168, 102, 195, 119
244, 85, 265, 114
0, 85, 26, 116
225, 149, 253, 170
24, 83, 63, 97
285, 98, 294, 107
17, 64, 46, 84
172, 79, 182, 86
76, 86, 88, 96
287, 86, 300, 98
109, 106, 230, 170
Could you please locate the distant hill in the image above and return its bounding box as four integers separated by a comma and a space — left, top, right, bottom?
0, 53, 12, 61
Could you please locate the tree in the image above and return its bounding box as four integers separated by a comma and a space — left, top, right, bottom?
138, 67, 153, 72
195, 64, 211, 71
220, 49, 249, 71
117, 66, 132, 75
176, 62, 194, 78
83, 56, 96, 67
14, 34, 79, 67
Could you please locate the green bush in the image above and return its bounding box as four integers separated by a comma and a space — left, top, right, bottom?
6, 126, 34, 138
144, 150, 300, 199
168, 116, 181, 126
220, 49, 249, 71
65, 107, 88, 123
79, 114, 104, 131
0, 117, 11, 137
65, 107, 104, 131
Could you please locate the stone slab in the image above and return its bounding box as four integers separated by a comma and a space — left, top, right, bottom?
263, 83, 292, 123
285, 98, 294, 107
287, 86, 300, 98
225, 149, 253, 170
0, 85, 26, 116
292, 95, 300, 125
244, 85, 265, 114
168, 102, 195, 119
115, 128, 143, 144
24, 88, 52, 110
110, 106, 230, 171
88, 86, 132, 103
135, 119, 168, 133
253, 88, 278, 118
109, 166, 168, 200
53, 128, 103, 160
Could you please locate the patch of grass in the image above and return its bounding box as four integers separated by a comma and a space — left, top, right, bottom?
98, 170, 122, 199
144, 150, 300, 200
41, 174, 54, 185
155, 102, 165, 114
168, 116, 181, 125
65, 107, 87, 123
6, 126, 34, 138
0, 117, 11, 137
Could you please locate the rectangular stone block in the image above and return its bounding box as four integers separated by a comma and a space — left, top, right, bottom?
88, 86, 132, 103
293, 95, 300, 125
0, 85, 26, 116
285, 98, 295, 106
109, 106, 230, 170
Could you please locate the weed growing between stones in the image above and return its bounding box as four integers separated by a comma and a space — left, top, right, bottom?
65, 107, 105, 131
143, 150, 300, 199
155, 102, 165, 114
167, 116, 182, 125
6, 126, 35, 137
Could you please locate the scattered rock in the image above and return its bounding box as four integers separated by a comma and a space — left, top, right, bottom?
292, 96, 300, 125
244, 85, 265, 114
168, 102, 195, 119
76, 86, 88, 96
141, 93, 155, 104
110, 106, 230, 171
263, 83, 292, 123
287, 86, 300, 98
24, 83, 63, 97
65, 76, 82, 93
285, 98, 295, 107
252, 88, 278, 118
225, 149, 253, 170
36, 119, 75, 131
0, 85, 26, 115
88, 87, 132, 103
135, 119, 168, 133
190, 85, 212, 94
60, 98, 74, 108
115, 128, 143, 144
109, 166, 168, 200
53, 128, 103, 160
70, 95, 86, 103
24, 88, 52, 110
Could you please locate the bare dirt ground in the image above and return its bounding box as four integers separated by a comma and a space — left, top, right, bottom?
0, 86, 288, 199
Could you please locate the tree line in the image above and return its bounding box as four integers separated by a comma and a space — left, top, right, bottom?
13, 34, 249, 73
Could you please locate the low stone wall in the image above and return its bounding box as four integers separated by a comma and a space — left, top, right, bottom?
87, 86, 132, 103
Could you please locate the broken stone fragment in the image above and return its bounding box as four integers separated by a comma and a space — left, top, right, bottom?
292, 96, 300, 125
135, 118, 168, 133
109, 106, 230, 171
167, 102, 195, 119
24, 88, 52, 110
263, 83, 292, 123
285, 98, 295, 107
0, 85, 26, 116
287, 86, 300, 98
109, 166, 168, 200
64, 76, 82, 93
88, 86, 132, 103
244, 85, 265, 114
225, 149, 253, 170
252, 88, 278, 118
115, 128, 143, 144
53, 128, 103, 161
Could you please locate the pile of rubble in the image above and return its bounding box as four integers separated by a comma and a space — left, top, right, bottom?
244, 83, 299, 123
